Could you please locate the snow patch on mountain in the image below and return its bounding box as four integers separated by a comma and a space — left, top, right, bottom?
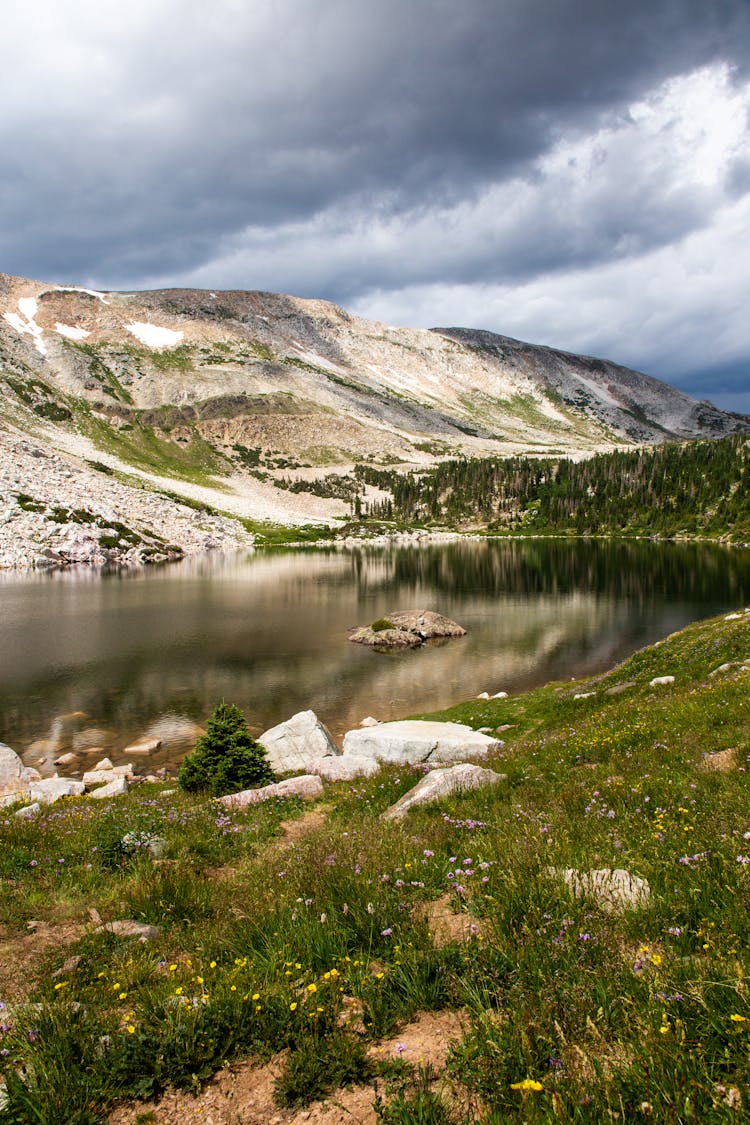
55, 323, 90, 341
124, 322, 185, 348
3, 297, 47, 355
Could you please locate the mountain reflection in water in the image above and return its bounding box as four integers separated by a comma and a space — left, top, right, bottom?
0, 538, 747, 772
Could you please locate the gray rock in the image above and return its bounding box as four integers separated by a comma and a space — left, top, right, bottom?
95, 920, 161, 940
342, 720, 502, 766
383, 763, 507, 820
0, 741, 35, 798
605, 681, 636, 696
90, 776, 129, 799
649, 676, 675, 687
30, 777, 86, 804
360, 716, 380, 727
83, 765, 133, 787
308, 754, 380, 781
14, 802, 41, 818
94, 757, 114, 771
259, 710, 339, 773
218, 774, 324, 808
552, 867, 651, 912
121, 832, 168, 859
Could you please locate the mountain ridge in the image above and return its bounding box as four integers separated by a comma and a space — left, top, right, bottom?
0, 273, 748, 567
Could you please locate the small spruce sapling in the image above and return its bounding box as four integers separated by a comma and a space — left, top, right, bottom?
178, 702, 275, 795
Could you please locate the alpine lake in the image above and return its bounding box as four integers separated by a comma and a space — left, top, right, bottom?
1, 537, 749, 776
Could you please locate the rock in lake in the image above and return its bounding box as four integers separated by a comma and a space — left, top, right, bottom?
349, 609, 466, 648
383, 763, 507, 820
342, 720, 502, 765
259, 710, 339, 773
122, 737, 161, 756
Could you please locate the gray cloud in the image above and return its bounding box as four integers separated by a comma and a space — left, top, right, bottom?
0, 0, 749, 404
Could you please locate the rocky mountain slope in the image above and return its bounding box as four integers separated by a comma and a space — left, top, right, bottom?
1, 272, 747, 567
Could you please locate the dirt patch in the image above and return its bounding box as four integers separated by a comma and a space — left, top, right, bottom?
279, 806, 330, 847
424, 894, 483, 946
0, 920, 86, 1003
700, 748, 738, 772
108, 1009, 468, 1125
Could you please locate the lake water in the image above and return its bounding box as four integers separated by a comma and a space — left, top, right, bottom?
1, 538, 749, 773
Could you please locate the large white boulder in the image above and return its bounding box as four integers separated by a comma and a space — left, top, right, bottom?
383, 763, 506, 820
342, 720, 502, 766
0, 742, 38, 800
30, 777, 86, 805
218, 774, 324, 808
259, 710, 339, 773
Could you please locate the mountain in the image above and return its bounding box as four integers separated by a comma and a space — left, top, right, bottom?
0, 273, 748, 566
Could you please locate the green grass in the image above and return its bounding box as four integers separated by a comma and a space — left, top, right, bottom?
1, 608, 748, 1121
239, 517, 335, 546
75, 408, 231, 488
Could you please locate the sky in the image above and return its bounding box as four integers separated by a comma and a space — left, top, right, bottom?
1, 1, 749, 412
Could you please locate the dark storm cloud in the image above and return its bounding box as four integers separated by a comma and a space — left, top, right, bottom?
0, 0, 747, 284
1, 0, 749, 402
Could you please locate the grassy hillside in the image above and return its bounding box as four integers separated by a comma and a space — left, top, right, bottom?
0, 608, 748, 1122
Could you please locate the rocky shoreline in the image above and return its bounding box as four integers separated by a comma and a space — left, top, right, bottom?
0, 431, 254, 570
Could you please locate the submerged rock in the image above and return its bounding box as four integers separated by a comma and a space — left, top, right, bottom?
349, 609, 466, 648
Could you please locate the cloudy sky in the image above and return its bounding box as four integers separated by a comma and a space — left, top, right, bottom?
2, 1, 749, 411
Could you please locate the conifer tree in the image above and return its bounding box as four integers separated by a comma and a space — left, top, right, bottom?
178, 702, 275, 796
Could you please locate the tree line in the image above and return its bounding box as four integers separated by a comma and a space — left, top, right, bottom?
353, 434, 750, 539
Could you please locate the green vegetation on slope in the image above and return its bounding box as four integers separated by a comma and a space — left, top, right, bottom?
0, 608, 749, 1121
76, 408, 230, 487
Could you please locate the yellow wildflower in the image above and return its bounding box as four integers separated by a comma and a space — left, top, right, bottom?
510, 1079, 543, 1092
